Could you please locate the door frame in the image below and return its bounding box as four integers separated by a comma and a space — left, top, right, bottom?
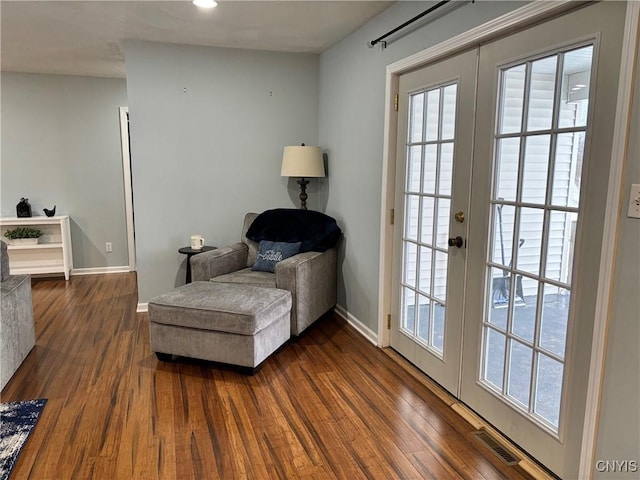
119, 106, 136, 272
377, 1, 639, 477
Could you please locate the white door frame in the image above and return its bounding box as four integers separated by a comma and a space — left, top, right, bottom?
119, 106, 136, 271
377, 1, 639, 477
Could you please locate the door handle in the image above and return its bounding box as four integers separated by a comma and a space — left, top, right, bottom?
448, 236, 464, 248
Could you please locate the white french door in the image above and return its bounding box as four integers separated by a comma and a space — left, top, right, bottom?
390, 2, 626, 478
390, 48, 477, 395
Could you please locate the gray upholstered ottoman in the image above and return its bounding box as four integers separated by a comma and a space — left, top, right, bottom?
148, 282, 291, 373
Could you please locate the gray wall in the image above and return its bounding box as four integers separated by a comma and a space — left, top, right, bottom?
594, 35, 640, 478
123, 41, 319, 303
318, 0, 526, 328
1, 73, 129, 269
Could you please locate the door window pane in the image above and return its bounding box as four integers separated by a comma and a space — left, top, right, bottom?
403, 242, 417, 288
439, 142, 454, 195
435, 198, 451, 249
559, 46, 593, 129
539, 285, 570, 359
552, 132, 584, 208
515, 207, 544, 276
441, 84, 457, 140
426, 89, 441, 141
507, 340, 533, 407
545, 211, 576, 284
433, 251, 448, 302
495, 138, 520, 202
499, 64, 526, 134
420, 197, 435, 245
511, 276, 535, 342
484, 328, 507, 390
535, 354, 563, 427
432, 302, 445, 353
407, 146, 422, 192
410, 92, 425, 143
418, 246, 432, 295
422, 145, 438, 194
488, 267, 509, 329
402, 287, 416, 334
526, 55, 557, 132
521, 135, 550, 204
417, 294, 431, 343
405, 195, 419, 241
491, 204, 515, 268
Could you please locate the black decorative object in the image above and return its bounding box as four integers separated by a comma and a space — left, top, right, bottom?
43, 205, 56, 217
296, 178, 310, 210
16, 198, 32, 218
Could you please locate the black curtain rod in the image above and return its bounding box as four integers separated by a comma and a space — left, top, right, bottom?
369, 0, 451, 48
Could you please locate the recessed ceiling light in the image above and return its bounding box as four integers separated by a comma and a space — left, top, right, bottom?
193, 0, 217, 8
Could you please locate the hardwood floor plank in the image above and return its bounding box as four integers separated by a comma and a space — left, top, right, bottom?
1, 273, 536, 479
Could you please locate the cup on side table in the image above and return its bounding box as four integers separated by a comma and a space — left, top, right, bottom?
190, 234, 205, 250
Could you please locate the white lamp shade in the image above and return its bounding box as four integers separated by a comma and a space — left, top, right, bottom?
281, 146, 325, 178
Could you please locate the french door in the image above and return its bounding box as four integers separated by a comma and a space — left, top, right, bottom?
390, 2, 626, 477
390, 48, 477, 395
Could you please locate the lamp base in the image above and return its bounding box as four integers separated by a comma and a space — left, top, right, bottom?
297, 178, 310, 210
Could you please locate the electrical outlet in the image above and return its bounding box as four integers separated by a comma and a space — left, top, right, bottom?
628, 184, 640, 219
105, 242, 113, 253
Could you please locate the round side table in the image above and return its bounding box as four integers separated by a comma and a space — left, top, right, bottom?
178, 246, 217, 283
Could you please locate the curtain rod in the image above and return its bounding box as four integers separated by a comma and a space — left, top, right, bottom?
369, 0, 452, 48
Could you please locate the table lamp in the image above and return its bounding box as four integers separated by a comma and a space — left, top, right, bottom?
281, 144, 325, 210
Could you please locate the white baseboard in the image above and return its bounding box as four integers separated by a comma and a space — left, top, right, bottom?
334, 305, 378, 346
137, 302, 148, 313
71, 266, 131, 276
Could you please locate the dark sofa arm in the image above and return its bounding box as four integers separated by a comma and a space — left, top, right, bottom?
190, 243, 249, 282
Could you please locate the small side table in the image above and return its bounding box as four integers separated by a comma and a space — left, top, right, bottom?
178, 246, 217, 284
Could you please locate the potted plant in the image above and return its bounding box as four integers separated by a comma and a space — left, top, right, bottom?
3, 226, 43, 246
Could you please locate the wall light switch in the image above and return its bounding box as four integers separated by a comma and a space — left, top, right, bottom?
105, 242, 113, 253
628, 184, 640, 219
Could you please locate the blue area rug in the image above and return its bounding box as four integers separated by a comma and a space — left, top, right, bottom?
0, 399, 47, 480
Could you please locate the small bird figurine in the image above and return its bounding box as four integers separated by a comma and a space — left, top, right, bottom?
43, 205, 56, 217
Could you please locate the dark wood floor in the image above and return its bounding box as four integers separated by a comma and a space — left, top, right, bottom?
2, 273, 535, 479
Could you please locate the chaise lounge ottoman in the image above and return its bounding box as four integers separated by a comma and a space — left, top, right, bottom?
148, 282, 291, 373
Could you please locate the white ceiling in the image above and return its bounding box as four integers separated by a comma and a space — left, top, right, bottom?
1, 1, 394, 78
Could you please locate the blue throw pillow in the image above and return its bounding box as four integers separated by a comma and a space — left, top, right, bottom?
252, 240, 301, 273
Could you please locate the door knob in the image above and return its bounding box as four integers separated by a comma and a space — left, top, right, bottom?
448, 236, 464, 248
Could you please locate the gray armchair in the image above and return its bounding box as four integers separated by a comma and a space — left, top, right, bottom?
191, 213, 338, 336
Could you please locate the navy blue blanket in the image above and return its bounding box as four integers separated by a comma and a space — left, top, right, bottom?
246, 209, 342, 253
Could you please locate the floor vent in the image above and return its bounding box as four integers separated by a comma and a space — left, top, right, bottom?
471, 430, 520, 466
